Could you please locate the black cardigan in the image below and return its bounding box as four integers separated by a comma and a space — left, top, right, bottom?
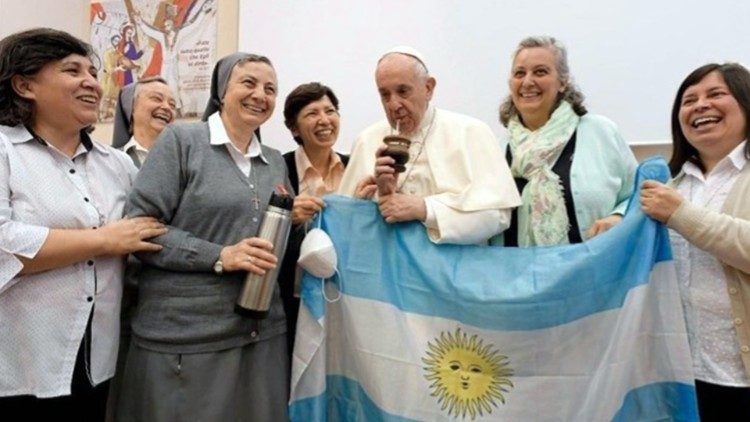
282, 150, 350, 195
504, 132, 581, 246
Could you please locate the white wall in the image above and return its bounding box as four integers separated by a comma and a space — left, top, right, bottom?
239, 0, 750, 155
0, 0, 88, 39
1, 0, 741, 163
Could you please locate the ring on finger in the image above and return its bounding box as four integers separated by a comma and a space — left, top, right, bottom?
246, 255, 254, 264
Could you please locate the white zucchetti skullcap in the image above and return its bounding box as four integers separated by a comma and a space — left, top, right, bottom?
380, 45, 429, 73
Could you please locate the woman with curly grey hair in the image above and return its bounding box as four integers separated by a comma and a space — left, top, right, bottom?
498, 36, 637, 247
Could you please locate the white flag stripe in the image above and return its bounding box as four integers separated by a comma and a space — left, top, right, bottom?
290, 303, 326, 403
316, 261, 691, 421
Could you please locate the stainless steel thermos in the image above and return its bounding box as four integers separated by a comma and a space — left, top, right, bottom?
235, 191, 294, 318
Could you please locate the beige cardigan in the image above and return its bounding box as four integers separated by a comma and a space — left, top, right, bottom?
668, 160, 750, 379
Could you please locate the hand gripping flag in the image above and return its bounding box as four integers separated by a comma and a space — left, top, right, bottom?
290, 157, 698, 421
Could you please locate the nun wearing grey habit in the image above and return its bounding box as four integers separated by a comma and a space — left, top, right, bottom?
111, 77, 173, 167
107, 77, 172, 422
104, 81, 138, 422
111, 82, 137, 150
117, 53, 291, 422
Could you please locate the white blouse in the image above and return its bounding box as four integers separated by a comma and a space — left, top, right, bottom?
0, 124, 137, 398
671, 141, 749, 386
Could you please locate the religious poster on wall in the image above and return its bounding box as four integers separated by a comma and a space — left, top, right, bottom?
90, 0, 217, 121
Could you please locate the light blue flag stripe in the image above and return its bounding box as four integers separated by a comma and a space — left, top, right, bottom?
290, 376, 419, 422
613, 382, 698, 421
304, 157, 672, 332
290, 377, 698, 422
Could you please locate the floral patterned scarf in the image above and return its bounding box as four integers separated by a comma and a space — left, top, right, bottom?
507, 101, 580, 246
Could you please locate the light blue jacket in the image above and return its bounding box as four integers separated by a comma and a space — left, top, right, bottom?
498, 113, 637, 244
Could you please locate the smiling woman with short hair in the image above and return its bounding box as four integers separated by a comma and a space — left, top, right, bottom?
0, 28, 165, 419
279, 81, 349, 358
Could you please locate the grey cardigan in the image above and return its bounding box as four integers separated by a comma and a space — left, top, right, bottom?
125, 121, 291, 353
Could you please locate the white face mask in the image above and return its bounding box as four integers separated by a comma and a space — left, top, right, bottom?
297, 228, 337, 279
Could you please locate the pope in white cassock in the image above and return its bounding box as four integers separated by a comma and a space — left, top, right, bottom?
338, 46, 521, 244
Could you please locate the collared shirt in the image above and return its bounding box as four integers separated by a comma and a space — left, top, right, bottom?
292, 147, 345, 296
0, 124, 137, 398
208, 112, 267, 177
295, 147, 345, 197
671, 140, 749, 386
121, 136, 149, 165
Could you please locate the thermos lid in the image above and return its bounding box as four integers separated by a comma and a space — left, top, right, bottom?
268, 191, 294, 210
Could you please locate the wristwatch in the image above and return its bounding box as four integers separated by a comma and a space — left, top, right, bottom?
213, 259, 224, 275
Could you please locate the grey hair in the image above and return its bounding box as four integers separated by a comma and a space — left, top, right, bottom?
499, 35, 587, 127
133, 76, 170, 104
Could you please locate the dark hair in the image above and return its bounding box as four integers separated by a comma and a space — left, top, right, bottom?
283, 82, 339, 145
499, 35, 587, 127
669, 63, 750, 176
0, 28, 95, 126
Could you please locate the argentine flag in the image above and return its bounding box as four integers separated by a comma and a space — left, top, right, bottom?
290, 157, 698, 421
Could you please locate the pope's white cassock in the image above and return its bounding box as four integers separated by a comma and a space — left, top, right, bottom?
338, 105, 521, 244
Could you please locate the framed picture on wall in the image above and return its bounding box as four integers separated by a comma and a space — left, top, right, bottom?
90, 0, 217, 121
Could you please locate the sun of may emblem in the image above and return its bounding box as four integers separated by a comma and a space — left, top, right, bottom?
422, 327, 514, 420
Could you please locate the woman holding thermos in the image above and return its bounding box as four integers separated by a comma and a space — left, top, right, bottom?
117, 53, 293, 421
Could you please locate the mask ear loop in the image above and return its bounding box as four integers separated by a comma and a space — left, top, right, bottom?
321, 268, 342, 303
315, 209, 342, 303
